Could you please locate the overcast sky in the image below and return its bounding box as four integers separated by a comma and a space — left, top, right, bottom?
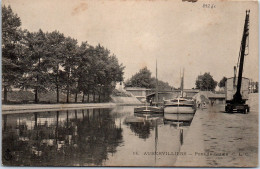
3, 0, 258, 89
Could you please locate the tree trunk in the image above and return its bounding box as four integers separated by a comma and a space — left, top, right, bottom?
74, 79, 79, 103
66, 66, 71, 103
87, 93, 90, 103
56, 65, 59, 103
35, 87, 38, 103
75, 92, 78, 103
56, 84, 59, 103
66, 89, 70, 103
3, 85, 7, 104
103, 92, 106, 102
93, 91, 95, 103
35, 73, 39, 103
98, 93, 101, 103
82, 93, 85, 103
35, 56, 40, 104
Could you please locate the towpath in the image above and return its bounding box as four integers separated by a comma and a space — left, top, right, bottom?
2, 103, 121, 114
175, 93, 258, 167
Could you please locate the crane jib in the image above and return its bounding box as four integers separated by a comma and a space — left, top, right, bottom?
233, 10, 250, 104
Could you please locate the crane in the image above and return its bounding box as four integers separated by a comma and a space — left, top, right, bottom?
225, 10, 250, 114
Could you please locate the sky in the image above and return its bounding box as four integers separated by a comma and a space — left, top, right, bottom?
3, 0, 259, 89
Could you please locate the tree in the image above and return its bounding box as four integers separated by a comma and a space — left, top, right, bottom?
71, 42, 89, 102
125, 67, 173, 90
195, 72, 217, 91
2, 5, 23, 103
125, 67, 154, 88
151, 78, 173, 91
218, 76, 227, 88
22, 29, 50, 103
73, 44, 124, 103
72, 42, 94, 102
45, 31, 66, 103
2, 5, 125, 104
91, 45, 124, 102
91, 45, 109, 102
102, 54, 124, 101
62, 37, 78, 103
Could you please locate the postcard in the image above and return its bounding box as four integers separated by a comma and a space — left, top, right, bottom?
2, 0, 258, 167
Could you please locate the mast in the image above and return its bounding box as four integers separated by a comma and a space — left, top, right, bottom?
155, 59, 159, 105
182, 69, 184, 97
180, 68, 184, 97
233, 10, 250, 103
179, 69, 182, 97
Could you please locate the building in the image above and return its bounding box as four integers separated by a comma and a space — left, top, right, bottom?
208, 93, 226, 105
183, 89, 200, 98
124, 87, 151, 102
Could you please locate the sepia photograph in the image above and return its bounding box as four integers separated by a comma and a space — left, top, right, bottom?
1, 0, 259, 167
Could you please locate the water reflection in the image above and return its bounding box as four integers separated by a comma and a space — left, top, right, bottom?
180, 129, 184, 145
124, 113, 163, 140
2, 106, 194, 166
124, 112, 191, 164
2, 109, 123, 166
124, 113, 163, 163
163, 117, 192, 146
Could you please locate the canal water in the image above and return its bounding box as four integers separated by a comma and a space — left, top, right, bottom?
2, 106, 193, 166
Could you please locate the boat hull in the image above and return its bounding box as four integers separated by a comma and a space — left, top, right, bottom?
134, 106, 164, 114
164, 105, 195, 114
163, 97, 196, 114
164, 113, 194, 122
164, 99, 194, 105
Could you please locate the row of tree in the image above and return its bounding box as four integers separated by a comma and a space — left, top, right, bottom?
126, 68, 255, 92
2, 5, 124, 103
125, 68, 219, 91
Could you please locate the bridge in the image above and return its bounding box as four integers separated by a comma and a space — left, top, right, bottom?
124, 87, 199, 102
146, 89, 199, 102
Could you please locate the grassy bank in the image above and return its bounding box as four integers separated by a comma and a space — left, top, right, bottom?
2, 88, 138, 105
2, 90, 94, 104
